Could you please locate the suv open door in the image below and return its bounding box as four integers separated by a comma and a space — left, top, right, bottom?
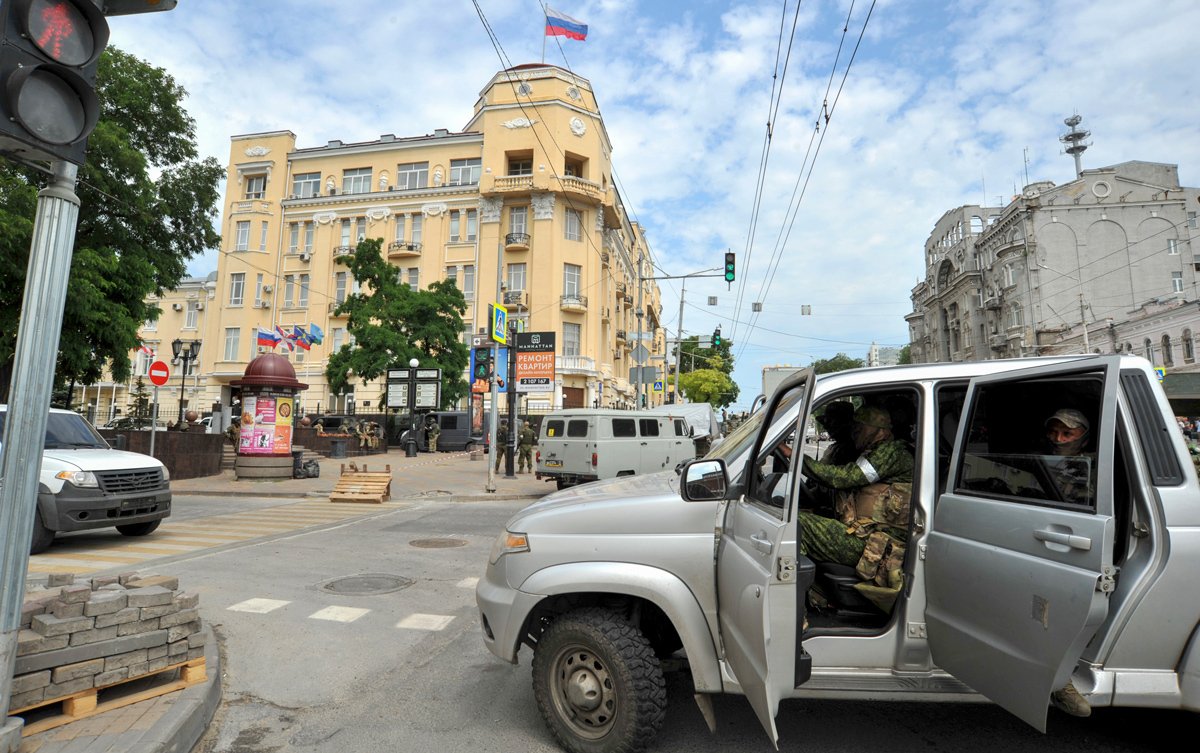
715, 372, 813, 746
926, 357, 1119, 730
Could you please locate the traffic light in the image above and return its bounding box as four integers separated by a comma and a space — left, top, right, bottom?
724, 252, 735, 283
713, 326, 722, 347
472, 346, 493, 381
0, 0, 110, 165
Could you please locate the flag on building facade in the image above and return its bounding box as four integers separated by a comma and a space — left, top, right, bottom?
138, 344, 155, 356
307, 323, 325, 344
545, 7, 587, 40
293, 325, 312, 350
275, 325, 296, 351
257, 328, 281, 347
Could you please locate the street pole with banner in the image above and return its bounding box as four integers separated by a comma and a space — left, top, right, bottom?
147, 359, 170, 457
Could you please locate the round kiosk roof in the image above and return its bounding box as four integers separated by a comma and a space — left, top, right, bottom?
231, 353, 309, 390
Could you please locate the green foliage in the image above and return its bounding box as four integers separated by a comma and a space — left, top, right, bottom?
811, 353, 865, 374
130, 377, 151, 420
897, 344, 912, 364
326, 238, 470, 408
679, 368, 737, 408
0, 48, 222, 398
675, 333, 739, 407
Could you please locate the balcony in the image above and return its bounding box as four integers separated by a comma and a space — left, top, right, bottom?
387, 240, 422, 258
503, 290, 528, 310
332, 246, 354, 258
557, 355, 596, 374
492, 175, 535, 193
557, 175, 603, 202
615, 329, 627, 342
601, 251, 610, 267
328, 301, 348, 316
560, 294, 588, 313
614, 282, 627, 299
505, 232, 530, 252
601, 306, 611, 322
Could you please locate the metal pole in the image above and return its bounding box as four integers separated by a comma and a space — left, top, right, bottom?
505, 321, 517, 478
635, 253, 644, 407
0, 161, 80, 749
1080, 293, 1090, 354
673, 277, 687, 404
486, 238, 502, 493
149, 387, 159, 457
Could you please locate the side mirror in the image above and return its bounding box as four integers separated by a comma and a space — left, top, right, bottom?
680, 458, 730, 502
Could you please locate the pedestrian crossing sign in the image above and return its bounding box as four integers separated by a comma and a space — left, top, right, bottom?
490, 303, 508, 345
653, 380, 663, 392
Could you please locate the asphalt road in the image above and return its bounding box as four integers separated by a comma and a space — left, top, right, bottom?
30, 490, 1189, 753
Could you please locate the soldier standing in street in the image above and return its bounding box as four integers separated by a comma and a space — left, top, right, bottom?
494, 419, 509, 472
426, 416, 440, 453
517, 420, 536, 473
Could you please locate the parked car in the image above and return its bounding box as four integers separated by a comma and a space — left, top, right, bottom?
2, 406, 171, 554
534, 409, 692, 489
477, 355, 1200, 752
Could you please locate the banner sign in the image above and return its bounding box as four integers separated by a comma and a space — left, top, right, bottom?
471, 347, 509, 394
239, 390, 294, 455
515, 332, 556, 393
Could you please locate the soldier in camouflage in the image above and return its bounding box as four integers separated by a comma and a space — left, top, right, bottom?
799, 405, 914, 567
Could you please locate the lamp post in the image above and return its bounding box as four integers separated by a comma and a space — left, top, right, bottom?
171, 338, 200, 425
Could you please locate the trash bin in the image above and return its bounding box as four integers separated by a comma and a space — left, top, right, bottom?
405, 439, 418, 457
292, 449, 304, 478
330, 439, 347, 459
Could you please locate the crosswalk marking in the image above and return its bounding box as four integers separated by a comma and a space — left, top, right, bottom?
227, 598, 290, 614
396, 614, 455, 631
308, 606, 370, 623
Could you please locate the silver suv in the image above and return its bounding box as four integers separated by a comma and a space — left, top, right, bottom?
477, 356, 1200, 751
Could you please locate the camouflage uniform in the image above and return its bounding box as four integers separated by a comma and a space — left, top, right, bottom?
517, 422, 536, 473
494, 421, 509, 472
427, 420, 440, 453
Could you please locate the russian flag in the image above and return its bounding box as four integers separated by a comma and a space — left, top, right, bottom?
257, 328, 281, 348
138, 344, 155, 356
545, 7, 587, 40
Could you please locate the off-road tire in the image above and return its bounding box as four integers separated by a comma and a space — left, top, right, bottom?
116, 520, 162, 537
532, 608, 666, 753
30, 514, 54, 554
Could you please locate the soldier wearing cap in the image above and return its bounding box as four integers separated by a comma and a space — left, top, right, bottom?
1045, 408, 1089, 455
798, 405, 914, 567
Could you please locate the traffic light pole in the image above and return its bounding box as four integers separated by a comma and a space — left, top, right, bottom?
0, 161, 81, 751
505, 322, 517, 479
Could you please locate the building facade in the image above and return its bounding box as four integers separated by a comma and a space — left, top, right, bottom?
908, 160, 1200, 367
85, 65, 667, 420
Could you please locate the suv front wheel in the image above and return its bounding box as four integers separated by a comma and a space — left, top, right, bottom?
532, 607, 666, 753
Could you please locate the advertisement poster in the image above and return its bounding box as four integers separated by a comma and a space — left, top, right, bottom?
515, 332, 556, 393
238, 393, 294, 455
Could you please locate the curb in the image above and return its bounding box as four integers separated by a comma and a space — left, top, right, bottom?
141, 622, 221, 753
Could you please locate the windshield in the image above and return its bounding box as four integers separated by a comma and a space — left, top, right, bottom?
706, 383, 806, 481
0, 412, 109, 450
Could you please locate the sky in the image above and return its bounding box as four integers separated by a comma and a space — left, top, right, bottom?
106, 0, 1200, 410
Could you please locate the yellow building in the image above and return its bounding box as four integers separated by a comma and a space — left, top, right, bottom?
104, 64, 666, 419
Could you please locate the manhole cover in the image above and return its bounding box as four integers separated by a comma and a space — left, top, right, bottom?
409, 538, 468, 549
320, 574, 414, 595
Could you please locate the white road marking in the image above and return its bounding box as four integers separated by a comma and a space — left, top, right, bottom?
396, 613, 454, 631
455, 577, 479, 589
227, 598, 290, 614
308, 606, 371, 623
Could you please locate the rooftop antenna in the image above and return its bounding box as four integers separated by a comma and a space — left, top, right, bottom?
1060, 114, 1091, 178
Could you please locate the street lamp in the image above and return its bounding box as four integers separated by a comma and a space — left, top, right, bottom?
171, 338, 201, 425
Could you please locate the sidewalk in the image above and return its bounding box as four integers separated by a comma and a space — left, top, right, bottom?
9, 449, 551, 753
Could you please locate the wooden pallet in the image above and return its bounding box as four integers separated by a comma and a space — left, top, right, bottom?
329, 463, 392, 503
14, 657, 207, 736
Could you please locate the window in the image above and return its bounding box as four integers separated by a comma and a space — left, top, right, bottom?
565, 208, 582, 241
508, 158, 532, 176
446, 266, 458, 288
396, 162, 428, 190
335, 272, 348, 304
343, 168, 372, 194
638, 418, 660, 437
545, 420, 565, 437
1162, 334, 1175, 366
331, 327, 346, 353
1189, 212, 1197, 229
954, 375, 1101, 510
303, 223, 314, 253
466, 209, 477, 241
184, 301, 199, 329
229, 273, 245, 306
564, 156, 584, 178
674, 419, 688, 437
235, 221, 250, 251
144, 317, 156, 331
340, 219, 352, 246
292, 172, 320, 198
411, 214, 423, 244
567, 420, 588, 437
135, 349, 152, 376
1009, 302, 1023, 328
463, 264, 474, 301
1168, 239, 1179, 255
510, 206, 527, 235
259, 221, 268, 251
563, 322, 581, 356
355, 217, 367, 243
450, 211, 460, 242
289, 223, 299, 253
449, 158, 481, 186
284, 275, 295, 307
407, 268, 419, 290
298, 274, 309, 306
245, 175, 265, 200
1003, 263, 1015, 287
1172, 271, 1184, 293
395, 214, 407, 242
507, 263, 526, 292
611, 418, 636, 438
1144, 338, 1154, 361
1185, 329, 1195, 363
254, 274, 264, 306
563, 263, 581, 298
223, 327, 240, 361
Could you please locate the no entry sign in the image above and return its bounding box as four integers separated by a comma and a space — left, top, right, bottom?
148, 360, 170, 386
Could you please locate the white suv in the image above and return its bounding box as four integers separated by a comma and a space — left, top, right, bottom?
1, 406, 172, 553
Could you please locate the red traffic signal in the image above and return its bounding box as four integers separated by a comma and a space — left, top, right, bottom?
0, 0, 109, 165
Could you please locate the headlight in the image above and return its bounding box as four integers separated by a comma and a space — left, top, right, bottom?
160, 467, 170, 482
55, 471, 98, 488
488, 530, 529, 564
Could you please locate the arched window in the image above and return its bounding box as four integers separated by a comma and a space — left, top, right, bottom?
1184, 329, 1195, 363
1144, 338, 1154, 362
1162, 334, 1174, 366
1009, 303, 1023, 328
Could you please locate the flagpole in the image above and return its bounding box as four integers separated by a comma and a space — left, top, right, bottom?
541, 12, 547, 63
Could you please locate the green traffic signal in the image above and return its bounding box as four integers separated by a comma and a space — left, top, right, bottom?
724, 252, 735, 282
713, 327, 722, 347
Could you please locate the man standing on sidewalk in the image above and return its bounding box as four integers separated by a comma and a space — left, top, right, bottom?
517, 420, 536, 473
494, 420, 509, 472
426, 416, 440, 453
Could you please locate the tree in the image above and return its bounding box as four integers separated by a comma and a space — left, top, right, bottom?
130, 377, 151, 423
679, 368, 737, 408
897, 344, 912, 364
674, 333, 739, 406
326, 238, 470, 408
0, 48, 223, 401
811, 353, 865, 374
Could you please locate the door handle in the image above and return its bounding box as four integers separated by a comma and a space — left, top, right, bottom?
750, 533, 773, 554
1033, 528, 1092, 551
640, 441, 648, 446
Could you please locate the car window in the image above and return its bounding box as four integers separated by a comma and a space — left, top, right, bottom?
0, 412, 107, 450
545, 419, 564, 437
612, 418, 636, 438
440, 415, 457, 430
955, 375, 1101, 510
639, 418, 659, 437
567, 420, 588, 437
674, 419, 688, 436
707, 385, 806, 483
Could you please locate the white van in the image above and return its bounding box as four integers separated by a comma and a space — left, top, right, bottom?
535, 409, 691, 489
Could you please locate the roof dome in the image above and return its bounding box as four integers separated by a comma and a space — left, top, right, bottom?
232, 353, 308, 390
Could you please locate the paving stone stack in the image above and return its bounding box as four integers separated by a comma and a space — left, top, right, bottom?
8, 573, 204, 713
